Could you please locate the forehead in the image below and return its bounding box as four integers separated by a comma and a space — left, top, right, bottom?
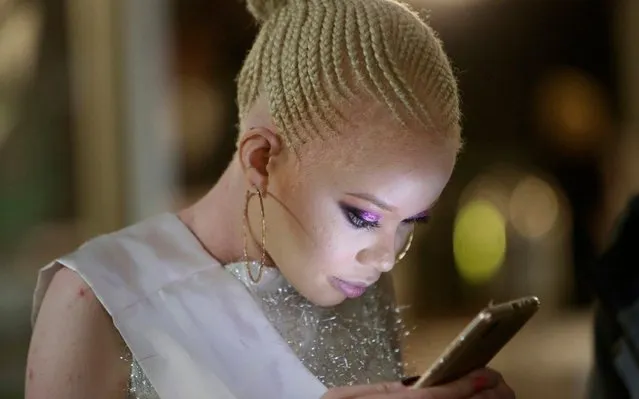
285, 117, 457, 210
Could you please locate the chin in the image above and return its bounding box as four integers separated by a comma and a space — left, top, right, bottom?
293, 277, 346, 307
315, 297, 345, 308
306, 291, 346, 308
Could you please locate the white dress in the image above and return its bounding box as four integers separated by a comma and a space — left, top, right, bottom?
31, 213, 405, 399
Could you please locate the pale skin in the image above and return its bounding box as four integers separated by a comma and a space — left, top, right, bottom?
26, 97, 515, 398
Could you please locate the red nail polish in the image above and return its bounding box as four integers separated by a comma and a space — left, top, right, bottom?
473, 376, 489, 392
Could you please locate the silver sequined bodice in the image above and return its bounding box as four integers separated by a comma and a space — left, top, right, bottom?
127, 262, 406, 398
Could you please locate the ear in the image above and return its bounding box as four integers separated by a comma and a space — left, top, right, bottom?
238, 127, 283, 194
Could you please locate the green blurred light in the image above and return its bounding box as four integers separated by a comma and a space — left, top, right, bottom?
453, 200, 506, 285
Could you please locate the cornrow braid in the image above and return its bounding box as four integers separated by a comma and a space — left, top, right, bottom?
238, 0, 462, 151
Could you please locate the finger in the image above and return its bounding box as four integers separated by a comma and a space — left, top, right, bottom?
421, 369, 501, 398
469, 390, 498, 399
470, 389, 502, 399
493, 380, 515, 399
471, 368, 503, 392
364, 387, 440, 399
468, 381, 515, 399
477, 369, 513, 398
326, 381, 406, 398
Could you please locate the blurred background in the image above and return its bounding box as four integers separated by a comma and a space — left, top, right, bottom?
1, 0, 638, 397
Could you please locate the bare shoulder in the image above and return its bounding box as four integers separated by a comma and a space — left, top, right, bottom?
26, 267, 130, 399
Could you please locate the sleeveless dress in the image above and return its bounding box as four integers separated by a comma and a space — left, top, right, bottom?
31, 213, 406, 398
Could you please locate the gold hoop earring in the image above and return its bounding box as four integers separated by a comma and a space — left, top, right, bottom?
243, 188, 267, 283
396, 230, 414, 262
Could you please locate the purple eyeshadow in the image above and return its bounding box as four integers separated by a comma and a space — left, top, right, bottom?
360, 210, 381, 223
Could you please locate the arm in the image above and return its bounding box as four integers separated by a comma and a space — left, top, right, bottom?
26, 267, 131, 399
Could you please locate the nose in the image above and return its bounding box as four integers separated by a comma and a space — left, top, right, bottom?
356, 242, 395, 273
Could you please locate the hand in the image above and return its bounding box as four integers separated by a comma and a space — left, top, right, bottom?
321, 368, 514, 399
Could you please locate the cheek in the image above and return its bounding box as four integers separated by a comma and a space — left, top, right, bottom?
269, 176, 366, 271
306, 229, 358, 271
298, 212, 355, 268
288, 203, 362, 271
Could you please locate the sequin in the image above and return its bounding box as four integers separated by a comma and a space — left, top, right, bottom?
128, 358, 160, 399
125, 261, 408, 397
227, 262, 408, 387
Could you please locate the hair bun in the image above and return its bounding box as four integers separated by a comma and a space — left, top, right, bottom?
246, 0, 289, 23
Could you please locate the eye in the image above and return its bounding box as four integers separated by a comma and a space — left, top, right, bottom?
340, 204, 380, 230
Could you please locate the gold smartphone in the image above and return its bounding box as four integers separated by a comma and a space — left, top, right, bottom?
411, 295, 541, 389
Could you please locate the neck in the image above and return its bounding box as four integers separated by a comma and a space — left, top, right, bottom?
178, 156, 248, 265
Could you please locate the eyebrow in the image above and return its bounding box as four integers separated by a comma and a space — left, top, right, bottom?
346, 192, 395, 212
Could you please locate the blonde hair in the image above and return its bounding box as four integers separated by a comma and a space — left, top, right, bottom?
237, 0, 461, 151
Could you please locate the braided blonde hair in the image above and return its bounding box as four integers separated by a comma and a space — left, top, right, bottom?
237, 0, 461, 151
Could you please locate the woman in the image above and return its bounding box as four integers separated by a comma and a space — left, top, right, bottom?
26, 0, 515, 398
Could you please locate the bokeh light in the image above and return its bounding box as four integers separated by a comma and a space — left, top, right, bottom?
0, 3, 41, 83
535, 68, 611, 155
509, 175, 560, 239
453, 199, 507, 285
177, 76, 225, 172
0, 2, 42, 150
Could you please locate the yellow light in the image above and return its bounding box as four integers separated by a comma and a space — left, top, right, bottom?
453, 200, 506, 285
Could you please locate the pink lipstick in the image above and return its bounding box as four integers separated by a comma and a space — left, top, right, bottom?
330, 277, 368, 298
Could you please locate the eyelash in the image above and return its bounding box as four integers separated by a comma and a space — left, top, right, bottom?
341, 205, 431, 230
408, 215, 430, 225
342, 205, 380, 230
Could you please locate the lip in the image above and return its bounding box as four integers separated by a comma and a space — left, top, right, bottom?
329, 277, 369, 299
